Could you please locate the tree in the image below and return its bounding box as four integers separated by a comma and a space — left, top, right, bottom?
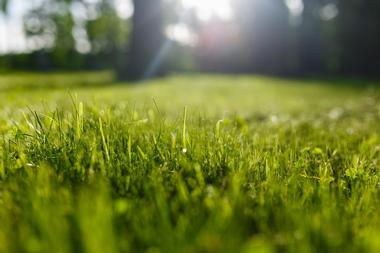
86, 0, 130, 69
0, 0, 9, 55
119, 0, 165, 80
338, 0, 380, 77
233, 0, 290, 75
23, 0, 76, 69
298, 0, 325, 74
0, 0, 8, 14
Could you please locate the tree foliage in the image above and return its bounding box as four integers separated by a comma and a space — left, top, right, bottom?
0, 0, 8, 13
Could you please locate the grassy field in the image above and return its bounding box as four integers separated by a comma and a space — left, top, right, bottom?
1, 72, 380, 253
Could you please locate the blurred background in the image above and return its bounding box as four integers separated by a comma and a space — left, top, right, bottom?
0, 0, 379, 80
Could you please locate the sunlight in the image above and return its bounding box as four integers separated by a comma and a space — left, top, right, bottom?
181, 0, 233, 21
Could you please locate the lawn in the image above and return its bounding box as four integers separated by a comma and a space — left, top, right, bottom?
0, 72, 380, 253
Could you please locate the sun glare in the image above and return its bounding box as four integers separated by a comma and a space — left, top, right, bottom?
181, 0, 233, 21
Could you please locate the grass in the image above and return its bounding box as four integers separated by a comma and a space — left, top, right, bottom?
0, 73, 380, 253
0, 71, 114, 91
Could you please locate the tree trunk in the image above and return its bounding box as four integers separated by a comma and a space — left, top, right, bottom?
299, 0, 324, 75
119, 0, 165, 80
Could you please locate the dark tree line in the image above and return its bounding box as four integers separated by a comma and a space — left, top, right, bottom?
196, 0, 380, 77
0, 0, 379, 78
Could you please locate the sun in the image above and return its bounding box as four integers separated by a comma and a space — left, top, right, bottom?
181, 0, 233, 21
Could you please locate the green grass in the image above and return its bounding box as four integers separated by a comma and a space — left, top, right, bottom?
0, 71, 114, 91
1, 73, 380, 253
